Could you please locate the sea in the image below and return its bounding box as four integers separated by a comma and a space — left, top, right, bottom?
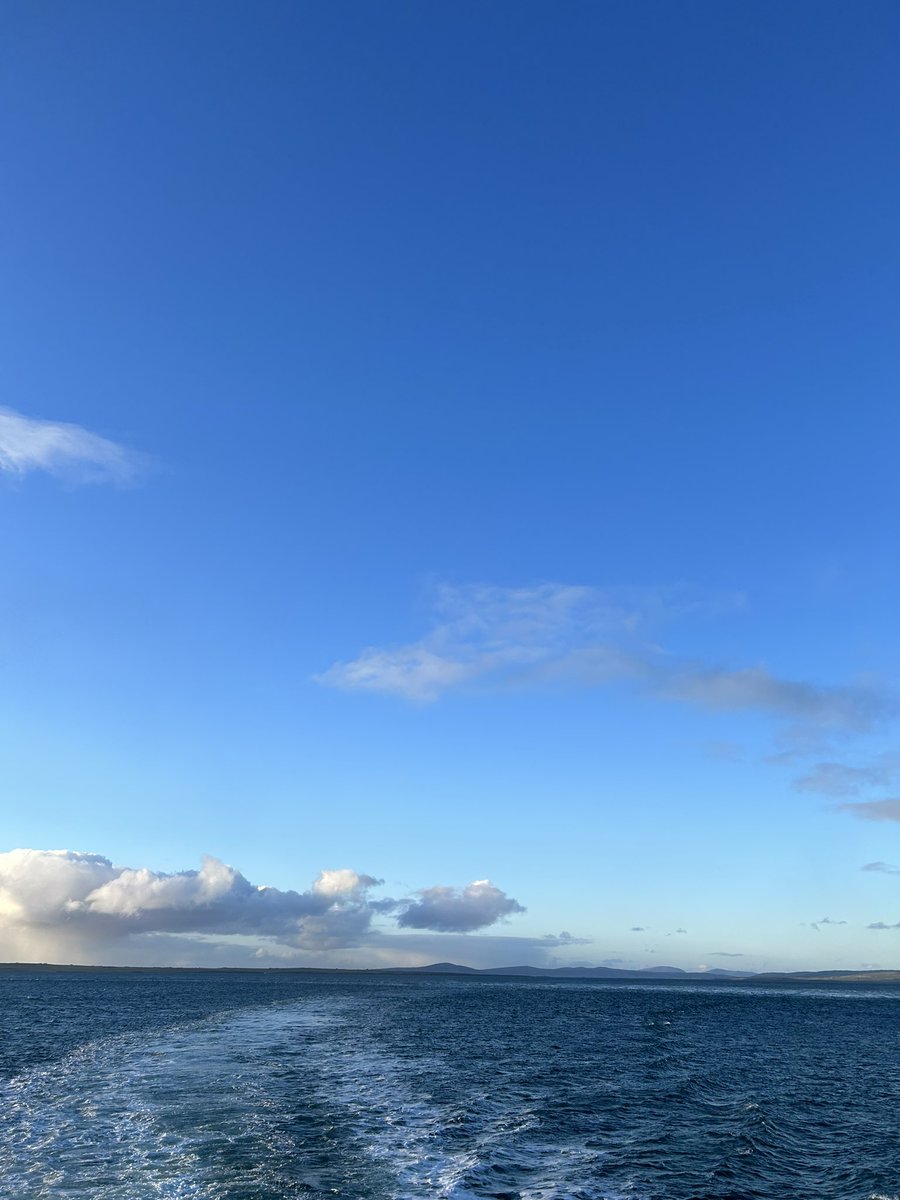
1, 969, 898, 1200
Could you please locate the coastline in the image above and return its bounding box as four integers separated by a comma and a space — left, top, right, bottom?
3, 960, 899, 984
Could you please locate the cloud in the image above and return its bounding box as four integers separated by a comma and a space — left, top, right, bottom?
863, 861, 900, 875
796, 763, 880, 796
316, 582, 890, 738
703, 740, 745, 762
708, 951, 745, 957
541, 930, 591, 947
837, 799, 900, 823
795, 756, 900, 797
0, 849, 525, 963
311, 867, 380, 901
0, 849, 379, 948
396, 879, 525, 933
662, 667, 887, 732
317, 646, 475, 703
0, 407, 141, 484
630, 926, 645, 932
808, 916, 847, 931
330, 930, 587, 971
316, 581, 737, 703
867, 921, 900, 931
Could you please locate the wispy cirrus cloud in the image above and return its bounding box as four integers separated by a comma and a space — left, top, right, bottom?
0, 406, 141, 484
320, 645, 475, 703
316, 582, 889, 740
315, 582, 691, 702
863, 861, 900, 875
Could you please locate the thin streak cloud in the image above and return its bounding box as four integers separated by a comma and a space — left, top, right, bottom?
0, 407, 141, 484
795, 756, 900, 797
808, 917, 847, 932
837, 799, 900, 823
316, 582, 889, 737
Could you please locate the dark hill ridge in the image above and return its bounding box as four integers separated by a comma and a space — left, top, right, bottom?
2, 961, 898, 982
401, 962, 754, 980
750, 969, 900, 984
399, 963, 900, 983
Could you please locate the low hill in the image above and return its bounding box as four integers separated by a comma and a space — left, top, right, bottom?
399, 962, 754, 980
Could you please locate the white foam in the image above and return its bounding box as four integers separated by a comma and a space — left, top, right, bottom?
0, 1000, 336, 1199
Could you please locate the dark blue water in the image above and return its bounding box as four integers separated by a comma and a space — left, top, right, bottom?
1, 970, 898, 1199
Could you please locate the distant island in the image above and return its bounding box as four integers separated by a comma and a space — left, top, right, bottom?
394, 962, 900, 984
2, 961, 900, 983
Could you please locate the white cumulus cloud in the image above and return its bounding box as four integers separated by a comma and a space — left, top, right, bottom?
396, 879, 526, 933
0, 849, 526, 964
0, 849, 382, 950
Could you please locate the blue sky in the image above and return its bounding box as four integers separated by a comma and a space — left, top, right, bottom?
1, 1, 899, 971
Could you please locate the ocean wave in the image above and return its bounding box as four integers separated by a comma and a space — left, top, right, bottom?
2, 973, 898, 1199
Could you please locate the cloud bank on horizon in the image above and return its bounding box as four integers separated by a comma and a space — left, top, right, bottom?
3, 846, 895, 971
0, 407, 140, 484
0, 848, 526, 967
